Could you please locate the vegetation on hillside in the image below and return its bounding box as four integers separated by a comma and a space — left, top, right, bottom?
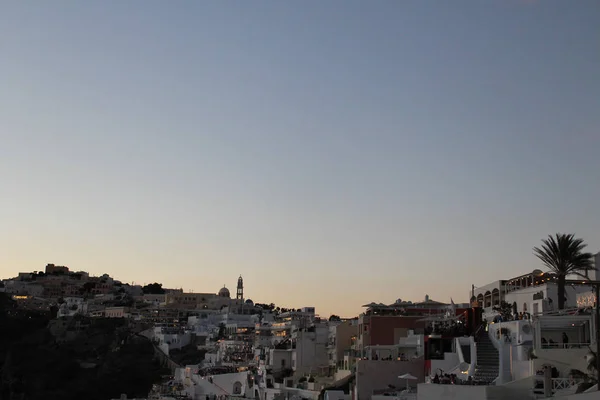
0, 293, 169, 400
253, 303, 300, 314
142, 283, 166, 294
169, 345, 207, 366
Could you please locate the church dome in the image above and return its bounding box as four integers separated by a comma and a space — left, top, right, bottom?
245, 299, 254, 305
218, 286, 230, 298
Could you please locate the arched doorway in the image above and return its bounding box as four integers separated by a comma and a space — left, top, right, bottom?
233, 381, 243, 395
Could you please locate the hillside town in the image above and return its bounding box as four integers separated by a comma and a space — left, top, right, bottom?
1, 239, 599, 400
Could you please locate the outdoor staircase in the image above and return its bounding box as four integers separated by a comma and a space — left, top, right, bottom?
473, 330, 499, 384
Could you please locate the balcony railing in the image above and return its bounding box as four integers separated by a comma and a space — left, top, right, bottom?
552, 378, 583, 391
540, 342, 590, 349
373, 393, 416, 400
399, 395, 417, 400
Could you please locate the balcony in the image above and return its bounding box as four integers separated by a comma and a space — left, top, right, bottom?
274, 339, 296, 350
343, 349, 361, 357
534, 315, 594, 350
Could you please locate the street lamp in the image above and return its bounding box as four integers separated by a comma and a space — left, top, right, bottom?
564, 279, 600, 388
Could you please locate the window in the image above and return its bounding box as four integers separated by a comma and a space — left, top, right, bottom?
281, 359, 286, 367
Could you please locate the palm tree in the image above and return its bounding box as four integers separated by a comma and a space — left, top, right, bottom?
568, 347, 597, 393
533, 233, 594, 310
585, 347, 597, 377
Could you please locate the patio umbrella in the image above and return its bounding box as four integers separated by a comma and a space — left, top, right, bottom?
398, 373, 418, 390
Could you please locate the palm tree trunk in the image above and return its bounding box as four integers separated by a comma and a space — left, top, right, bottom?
557, 275, 566, 310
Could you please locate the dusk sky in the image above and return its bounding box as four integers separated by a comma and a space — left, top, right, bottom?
1, 1, 599, 317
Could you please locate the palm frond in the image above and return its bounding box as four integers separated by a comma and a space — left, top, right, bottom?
586, 346, 597, 374
533, 233, 594, 276
569, 369, 588, 380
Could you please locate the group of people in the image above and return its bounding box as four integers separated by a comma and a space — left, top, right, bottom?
430, 372, 482, 385
370, 352, 416, 361
431, 372, 458, 384
424, 320, 467, 337
198, 366, 237, 377
490, 311, 531, 324
541, 332, 580, 348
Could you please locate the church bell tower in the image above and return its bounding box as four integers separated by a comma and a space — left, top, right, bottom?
237, 275, 244, 301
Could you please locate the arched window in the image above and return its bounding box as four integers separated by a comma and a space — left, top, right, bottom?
492, 288, 500, 306
484, 291, 492, 308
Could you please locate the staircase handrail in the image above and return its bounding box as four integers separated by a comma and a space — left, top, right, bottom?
474, 322, 487, 341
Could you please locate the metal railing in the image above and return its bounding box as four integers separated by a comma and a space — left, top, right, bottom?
540, 342, 590, 349
475, 321, 487, 336
398, 394, 417, 400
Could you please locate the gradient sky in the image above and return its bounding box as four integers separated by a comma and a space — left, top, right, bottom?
1, 1, 599, 317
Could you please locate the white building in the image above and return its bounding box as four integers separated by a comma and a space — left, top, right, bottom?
153, 326, 193, 355
136, 293, 166, 307
292, 322, 329, 375
104, 306, 130, 318
57, 297, 88, 318
167, 367, 250, 398
472, 269, 594, 316
504, 280, 591, 315
2, 280, 45, 297
327, 319, 359, 377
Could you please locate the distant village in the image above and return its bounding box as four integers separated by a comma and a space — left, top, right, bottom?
1, 250, 599, 400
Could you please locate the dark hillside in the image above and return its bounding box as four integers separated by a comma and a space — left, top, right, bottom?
0, 293, 168, 400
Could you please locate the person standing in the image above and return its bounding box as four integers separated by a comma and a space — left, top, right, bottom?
562, 332, 569, 348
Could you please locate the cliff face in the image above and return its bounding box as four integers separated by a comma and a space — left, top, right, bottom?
0, 294, 169, 400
